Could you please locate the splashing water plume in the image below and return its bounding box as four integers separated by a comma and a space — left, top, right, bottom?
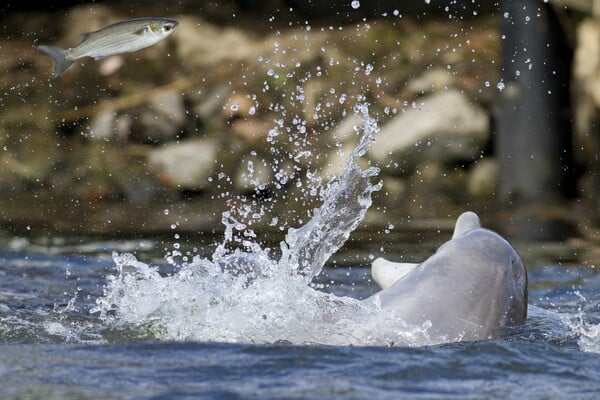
92, 104, 433, 346
561, 293, 600, 354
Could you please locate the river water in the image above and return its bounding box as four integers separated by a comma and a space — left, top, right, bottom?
0, 235, 599, 399
1, 106, 599, 399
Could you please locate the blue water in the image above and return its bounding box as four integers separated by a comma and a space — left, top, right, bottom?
1, 239, 599, 399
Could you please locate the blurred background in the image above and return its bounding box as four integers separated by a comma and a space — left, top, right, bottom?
0, 0, 597, 254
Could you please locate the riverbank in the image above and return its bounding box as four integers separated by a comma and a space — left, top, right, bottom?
0, 1, 597, 244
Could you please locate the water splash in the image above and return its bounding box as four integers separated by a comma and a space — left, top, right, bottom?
561, 292, 600, 354
92, 105, 434, 346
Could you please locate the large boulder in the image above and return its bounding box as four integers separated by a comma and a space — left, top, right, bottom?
135, 91, 186, 143
147, 138, 219, 190
368, 89, 489, 175
572, 18, 600, 217
171, 16, 259, 69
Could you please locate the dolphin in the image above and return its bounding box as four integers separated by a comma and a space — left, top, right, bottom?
368, 211, 527, 342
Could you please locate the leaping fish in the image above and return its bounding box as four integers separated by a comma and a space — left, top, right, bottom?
35, 17, 178, 78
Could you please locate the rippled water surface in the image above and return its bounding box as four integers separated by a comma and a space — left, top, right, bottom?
1, 107, 599, 398
1, 238, 599, 399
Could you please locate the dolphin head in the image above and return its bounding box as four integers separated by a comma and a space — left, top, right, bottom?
450, 220, 528, 328
370, 211, 528, 342
434, 212, 527, 330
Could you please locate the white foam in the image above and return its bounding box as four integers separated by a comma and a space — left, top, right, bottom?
562, 293, 600, 354
92, 105, 438, 346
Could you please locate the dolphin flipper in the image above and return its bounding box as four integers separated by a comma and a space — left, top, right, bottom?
371, 258, 419, 289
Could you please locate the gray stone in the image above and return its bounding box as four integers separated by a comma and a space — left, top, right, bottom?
329, 113, 364, 144
87, 109, 115, 141
192, 85, 233, 121
468, 158, 498, 198
406, 68, 455, 96
172, 16, 258, 69
368, 89, 489, 175
87, 110, 132, 141
147, 138, 219, 190
137, 91, 186, 143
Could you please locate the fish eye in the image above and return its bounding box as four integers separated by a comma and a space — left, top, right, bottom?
164, 23, 174, 32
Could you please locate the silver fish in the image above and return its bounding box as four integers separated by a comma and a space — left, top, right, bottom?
36, 17, 178, 78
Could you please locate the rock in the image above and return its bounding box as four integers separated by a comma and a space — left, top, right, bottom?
379, 175, 407, 203
329, 113, 364, 144
172, 16, 259, 69
118, 173, 178, 205
406, 68, 455, 96
230, 119, 272, 143
83, 88, 185, 146
318, 114, 367, 179
572, 18, 600, 213
62, 5, 121, 47
223, 93, 257, 120
234, 156, 274, 192
87, 110, 133, 141
87, 109, 115, 141
135, 91, 186, 143
401, 161, 456, 217
147, 139, 219, 190
302, 79, 326, 122
467, 158, 498, 198
368, 89, 489, 175
191, 85, 233, 124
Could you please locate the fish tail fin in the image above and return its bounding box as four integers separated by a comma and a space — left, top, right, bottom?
35, 45, 73, 78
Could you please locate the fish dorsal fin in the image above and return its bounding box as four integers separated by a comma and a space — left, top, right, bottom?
371, 258, 419, 289
73, 32, 93, 47
452, 211, 481, 239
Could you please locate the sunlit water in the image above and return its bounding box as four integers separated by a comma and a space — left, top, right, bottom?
0, 106, 599, 398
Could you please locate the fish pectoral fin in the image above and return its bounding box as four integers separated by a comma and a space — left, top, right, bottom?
133, 26, 150, 36
371, 258, 420, 289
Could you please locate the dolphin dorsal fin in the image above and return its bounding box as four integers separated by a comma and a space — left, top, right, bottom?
452, 211, 481, 239
371, 258, 419, 289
